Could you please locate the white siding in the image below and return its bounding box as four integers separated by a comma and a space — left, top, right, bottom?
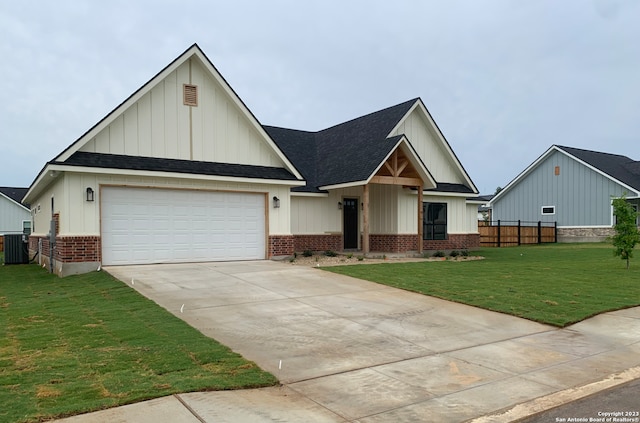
391, 110, 464, 184
79, 59, 286, 168
42, 173, 291, 238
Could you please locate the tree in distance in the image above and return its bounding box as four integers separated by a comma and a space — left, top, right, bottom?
611, 194, 640, 269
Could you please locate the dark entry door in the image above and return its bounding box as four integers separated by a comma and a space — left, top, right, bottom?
343, 198, 358, 249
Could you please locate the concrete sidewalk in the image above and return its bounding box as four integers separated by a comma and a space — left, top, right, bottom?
54, 261, 640, 422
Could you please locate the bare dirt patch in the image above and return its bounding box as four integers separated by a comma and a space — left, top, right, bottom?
285, 253, 483, 267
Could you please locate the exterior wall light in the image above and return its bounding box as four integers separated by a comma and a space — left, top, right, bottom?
338, 201, 342, 210
86, 187, 95, 202
273, 196, 280, 208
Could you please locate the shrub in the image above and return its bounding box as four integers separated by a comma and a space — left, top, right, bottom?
432, 251, 445, 258
324, 250, 338, 257
461, 249, 470, 257
357, 255, 364, 261
450, 250, 460, 258
346, 253, 353, 259
302, 249, 313, 257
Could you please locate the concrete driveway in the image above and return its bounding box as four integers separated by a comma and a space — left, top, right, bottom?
62, 260, 640, 422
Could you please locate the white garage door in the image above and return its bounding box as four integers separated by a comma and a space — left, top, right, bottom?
101, 187, 265, 265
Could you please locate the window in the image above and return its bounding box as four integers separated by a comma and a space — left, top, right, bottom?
541, 206, 555, 215
423, 202, 447, 240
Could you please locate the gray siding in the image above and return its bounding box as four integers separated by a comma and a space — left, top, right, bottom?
493, 150, 628, 226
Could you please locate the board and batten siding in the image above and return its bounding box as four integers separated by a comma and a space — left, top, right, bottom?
291, 185, 401, 235
80, 58, 286, 169
291, 186, 474, 236
492, 150, 628, 226
390, 110, 465, 185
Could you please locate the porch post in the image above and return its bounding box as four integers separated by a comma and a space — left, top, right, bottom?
417, 184, 423, 254
362, 183, 370, 254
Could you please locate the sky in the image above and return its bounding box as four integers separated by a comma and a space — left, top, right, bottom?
1, 0, 639, 195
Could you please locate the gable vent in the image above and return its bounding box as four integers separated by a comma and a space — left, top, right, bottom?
183, 84, 198, 106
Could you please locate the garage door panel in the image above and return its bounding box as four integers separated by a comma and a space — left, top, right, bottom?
102, 187, 265, 265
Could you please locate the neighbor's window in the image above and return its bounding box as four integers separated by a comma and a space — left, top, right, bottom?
423, 202, 447, 240
541, 206, 555, 215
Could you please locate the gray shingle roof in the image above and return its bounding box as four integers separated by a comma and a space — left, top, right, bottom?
266, 99, 426, 193
58, 152, 299, 181
0, 187, 29, 206
557, 145, 640, 191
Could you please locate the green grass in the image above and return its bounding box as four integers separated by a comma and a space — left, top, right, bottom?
325, 243, 640, 327
0, 262, 277, 423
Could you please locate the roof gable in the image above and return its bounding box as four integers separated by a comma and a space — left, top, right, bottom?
389, 99, 478, 193
55, 44, 299, 175
25, 44, 304, 203
491, 145, 640, 204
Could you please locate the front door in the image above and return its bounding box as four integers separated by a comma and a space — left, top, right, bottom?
343, 198, 358, 249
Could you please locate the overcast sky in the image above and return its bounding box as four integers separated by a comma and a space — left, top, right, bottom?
2, 0, 639, 195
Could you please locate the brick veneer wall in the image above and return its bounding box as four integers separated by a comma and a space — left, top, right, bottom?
29, 235, 101, 263
269, 235, 295, 257
423, 233, 480, 251
370, 234, 418, 252
293, 234, 342, 253
55, 236, 101, 263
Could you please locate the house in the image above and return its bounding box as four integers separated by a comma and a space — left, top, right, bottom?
0, 187, 31, 245
23, 44, 480, 276
489, 145, 640, 242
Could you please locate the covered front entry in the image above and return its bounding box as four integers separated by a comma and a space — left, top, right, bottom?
101, 187, 266, 265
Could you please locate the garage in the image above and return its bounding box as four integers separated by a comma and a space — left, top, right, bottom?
101, 187, 266, 265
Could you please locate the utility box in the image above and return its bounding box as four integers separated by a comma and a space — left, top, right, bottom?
4, 234, 28, 264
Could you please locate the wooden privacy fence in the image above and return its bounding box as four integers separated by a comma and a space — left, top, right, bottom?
479, 220, 557, 247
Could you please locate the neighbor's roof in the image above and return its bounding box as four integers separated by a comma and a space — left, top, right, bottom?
0, 187, 29, 207
266, 98, 471, 194
491, 145, 640, 204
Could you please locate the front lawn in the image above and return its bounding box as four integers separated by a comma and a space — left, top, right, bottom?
0, 263, 277, 423
325, 243, 640, 327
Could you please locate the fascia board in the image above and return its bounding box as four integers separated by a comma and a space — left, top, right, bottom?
290, 192, 329, 197
319, 180, 368, 190
420, 191, 475, 198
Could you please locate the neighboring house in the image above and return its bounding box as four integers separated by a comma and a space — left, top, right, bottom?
23, 44, 480, 276
490, 145, 640, 242
0, 187, 30, 236
475, 194, 493, 223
